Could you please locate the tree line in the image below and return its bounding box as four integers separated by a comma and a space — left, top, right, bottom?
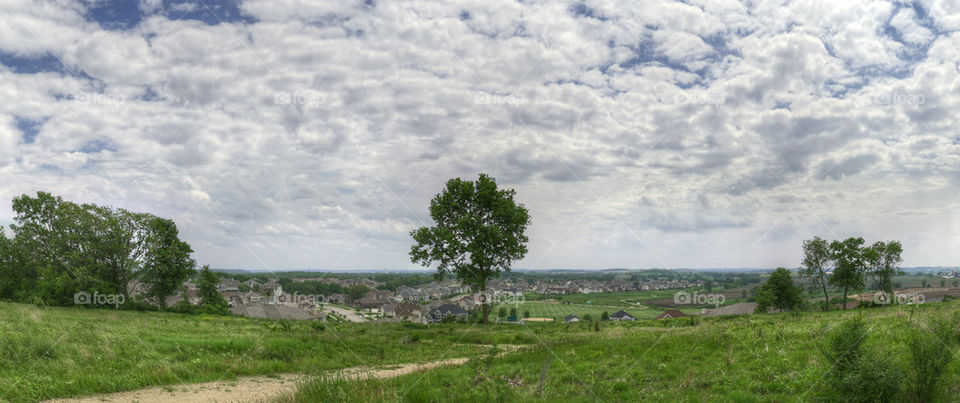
0, 192, 225, 312
753, 236, 904, 313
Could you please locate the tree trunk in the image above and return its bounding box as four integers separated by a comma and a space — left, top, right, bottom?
480, 282, 489, 325
842, 288, 848, 310
821, 279, 829, 310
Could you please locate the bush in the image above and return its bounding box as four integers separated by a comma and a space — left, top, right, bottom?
820, 317, 903, 401
839, 355, 902, 402
905, 317, 957, 401
822, 318, 866, 378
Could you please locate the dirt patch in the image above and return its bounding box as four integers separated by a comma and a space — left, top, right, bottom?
47, 345, 526, 403
46, 374, 302, 403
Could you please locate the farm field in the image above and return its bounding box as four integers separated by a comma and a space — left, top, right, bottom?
528, 287, 755, 309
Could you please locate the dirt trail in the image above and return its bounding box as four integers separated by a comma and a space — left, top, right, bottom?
47, 346, 523, 403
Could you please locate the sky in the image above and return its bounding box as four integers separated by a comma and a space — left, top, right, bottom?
0, 0, 958, 271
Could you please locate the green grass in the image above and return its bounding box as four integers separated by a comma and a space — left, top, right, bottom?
289, 302, 960, 402
6, 300, 960, 402
0, 302, 534, 401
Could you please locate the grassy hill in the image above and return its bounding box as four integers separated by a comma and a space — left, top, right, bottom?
2, 301, 960, 402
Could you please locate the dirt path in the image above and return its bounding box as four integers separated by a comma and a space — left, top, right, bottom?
47, 346, 523, 403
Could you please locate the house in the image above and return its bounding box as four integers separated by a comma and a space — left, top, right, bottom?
424, 304, 469, 323
394, 303, 421, 322
217, 278, 240, 293
655, 310, 688, 320
326, 294, 351, 305
365, 289, 394, 302
244, 279, 261, 288
222, 291, 242, 306
356, 297, 382, 310
564, 314, 581, 323
382, 303, 398, 317
261, 280, 282, 296
609, 310, 636, 321
241, 291, 263, 305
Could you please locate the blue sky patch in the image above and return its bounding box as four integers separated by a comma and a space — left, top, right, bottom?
15, 117, 44, 144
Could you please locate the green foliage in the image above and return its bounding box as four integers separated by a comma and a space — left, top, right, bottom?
410, 174, 531, 324
140, 217, 196, 309
829, 238, 868, 310
600, 311, 609, 321
197, 265, 229, 314
0, 192, 197, 309
905, 317, 957, 401
864, 241, 903, 296
345, 285, 370, 300
799, 236, 831, 307
820, 317, 903, 402
497, 307, 507, 318
754, 268, 804, 313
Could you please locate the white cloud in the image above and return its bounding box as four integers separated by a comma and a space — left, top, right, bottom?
0, 0, 957, 270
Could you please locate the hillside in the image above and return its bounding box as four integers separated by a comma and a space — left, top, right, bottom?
3, 301, 959, 402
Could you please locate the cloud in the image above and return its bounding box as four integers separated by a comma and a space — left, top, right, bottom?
0, 0, 956, 269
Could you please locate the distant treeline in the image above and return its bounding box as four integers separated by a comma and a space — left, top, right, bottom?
0, 192, 210, 311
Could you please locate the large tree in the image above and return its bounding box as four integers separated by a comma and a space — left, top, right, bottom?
410, 174, 530, 324
864, 240, 903, 298
3, 192, 197, 307
799, 236, 832, 309
140, 217, 197, 309
829, 237, 867, 310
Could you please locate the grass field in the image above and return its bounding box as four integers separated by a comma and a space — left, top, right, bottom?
0, 302, 532, 401
290, 302, 960, 402
4, 300, 960, 402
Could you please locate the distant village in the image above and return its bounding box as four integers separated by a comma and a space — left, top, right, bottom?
127, 275, 703, 324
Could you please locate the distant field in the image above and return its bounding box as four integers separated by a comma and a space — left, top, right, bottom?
529, 287, 754, 309
494, 301, 698, 320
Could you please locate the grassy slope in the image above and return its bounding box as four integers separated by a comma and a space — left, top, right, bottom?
6, 300, 960, 402
0, 302, 534, 402
289, 302, 960, 402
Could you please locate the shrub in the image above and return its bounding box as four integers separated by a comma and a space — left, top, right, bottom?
820, 317, 903, 401
822, 318, 866, 378
905, 317, 958, 401
840, 355, 902, 402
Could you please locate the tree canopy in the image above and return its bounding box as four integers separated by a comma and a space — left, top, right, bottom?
410, 174, 531, 324
0, 192, 197, 308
